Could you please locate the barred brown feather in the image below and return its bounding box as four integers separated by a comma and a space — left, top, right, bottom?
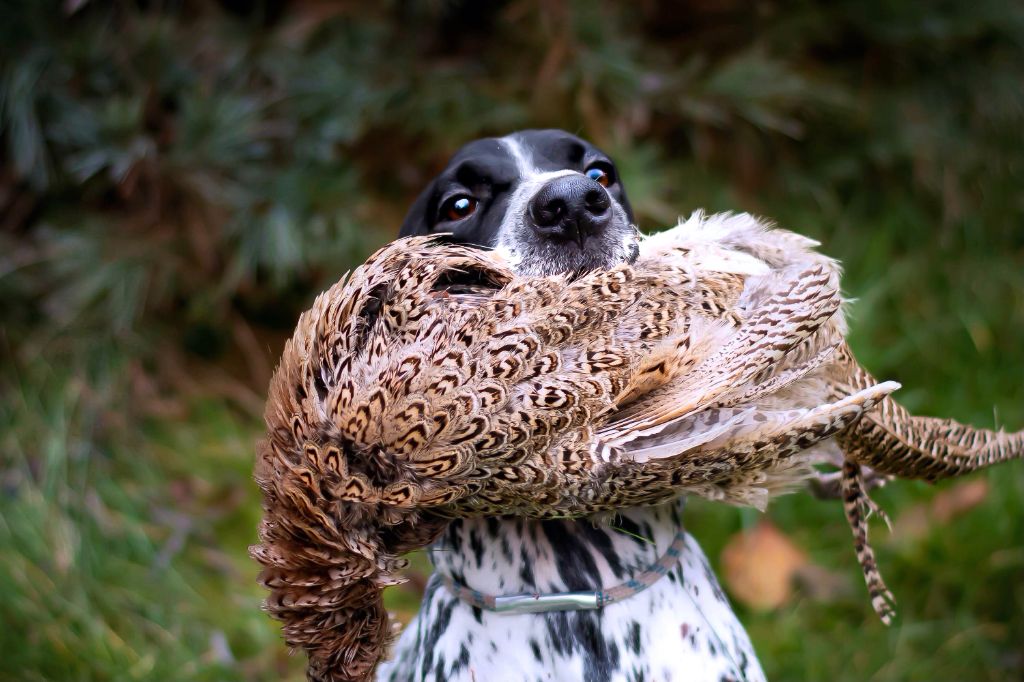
252, 212, 1022, 681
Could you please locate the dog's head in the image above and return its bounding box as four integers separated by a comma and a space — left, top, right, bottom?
399, 129, 638, 276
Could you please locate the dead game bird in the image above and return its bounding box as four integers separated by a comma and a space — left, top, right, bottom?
252, 211, 1023, 682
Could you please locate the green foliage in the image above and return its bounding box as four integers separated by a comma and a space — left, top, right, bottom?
1, 1, 1022, 680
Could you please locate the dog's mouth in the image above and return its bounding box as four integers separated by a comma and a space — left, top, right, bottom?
500, 213, 640, 278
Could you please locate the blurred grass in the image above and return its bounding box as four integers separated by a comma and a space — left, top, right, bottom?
1, 1, 1023, 680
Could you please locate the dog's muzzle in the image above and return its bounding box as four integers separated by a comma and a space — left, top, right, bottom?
528, 175, 612, 249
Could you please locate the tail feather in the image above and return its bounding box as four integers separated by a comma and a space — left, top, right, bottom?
830, 344, 1024, 481
841, 459, 897, 625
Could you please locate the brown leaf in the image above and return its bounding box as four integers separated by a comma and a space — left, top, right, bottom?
720, 520, 809, 610
931, 479, 989, 522
891, 479, 990, 542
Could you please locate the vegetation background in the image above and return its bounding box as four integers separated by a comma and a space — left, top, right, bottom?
2, 1, 1022, 680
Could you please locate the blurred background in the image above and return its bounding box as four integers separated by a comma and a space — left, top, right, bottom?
1, 1, 1023, 680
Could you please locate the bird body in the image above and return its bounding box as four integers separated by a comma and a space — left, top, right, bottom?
253, 211, 1023, 681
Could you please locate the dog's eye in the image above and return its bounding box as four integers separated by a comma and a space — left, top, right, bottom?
440, 195, 478, 222
585, 165, 613, 187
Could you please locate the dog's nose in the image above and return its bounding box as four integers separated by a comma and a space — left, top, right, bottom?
528, 175, 612, 247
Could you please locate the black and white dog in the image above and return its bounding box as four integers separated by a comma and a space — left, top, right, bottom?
379, 130, 765, 682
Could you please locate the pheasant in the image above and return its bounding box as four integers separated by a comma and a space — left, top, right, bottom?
252, 211, 1023, 682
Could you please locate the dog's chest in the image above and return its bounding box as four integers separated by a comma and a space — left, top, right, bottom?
378, 504, 765, 682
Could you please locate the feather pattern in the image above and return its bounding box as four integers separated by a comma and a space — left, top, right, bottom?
252, 211, 1023, 681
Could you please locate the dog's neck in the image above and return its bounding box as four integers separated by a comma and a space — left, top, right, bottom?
386, 497, 765, 682
430, 500, 687, 596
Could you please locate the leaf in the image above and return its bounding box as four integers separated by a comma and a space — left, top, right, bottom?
891, 479, 991, 542
720, 520, 809, 610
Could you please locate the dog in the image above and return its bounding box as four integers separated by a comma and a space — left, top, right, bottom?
378, 130, 766, 682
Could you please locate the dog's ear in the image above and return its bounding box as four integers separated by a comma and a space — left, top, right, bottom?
399, 180, 437, 237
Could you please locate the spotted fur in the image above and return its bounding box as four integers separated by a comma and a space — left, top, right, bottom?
380, 501, 765, 682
